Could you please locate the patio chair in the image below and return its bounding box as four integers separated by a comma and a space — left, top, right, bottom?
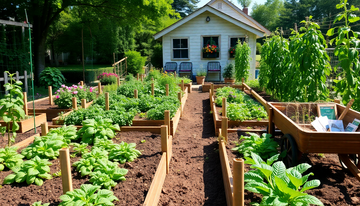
164, 62, 177, 73
207, 61, 221, 81
179, 62, 192, 77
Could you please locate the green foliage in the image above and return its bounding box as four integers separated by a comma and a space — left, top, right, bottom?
238, 0, 252, 7
59, 184, 118, 206
32, 201, 50, 206
3, 156, 52, 186
145, 69, 162, 81
235, 42, 252, 82
125, 50, 146, 75
89, 159, 128, 189
73, 148, 109, 176
256, 42, 262, 54
328, 0, 360, 111
223, 63, 235, 79
251, 0, 284, 31
246, 79, 260, 89
244, 153, 323, 206
54, 84, 97, 109
151, 43, 163, 69
108, 142, 142, 164
103, 84, 118, 93
77, 118, 120, 144
0, 147, 24, 171
47, 125, 78, 142
147, 100, 180, 120
70, 143, 89, 157
196, 68, 207, 76
0, 71, 25, 146
175, 77, 192, 84
232, 133, 279, 159
39, 67, 66, 89
99, 75, 117, 85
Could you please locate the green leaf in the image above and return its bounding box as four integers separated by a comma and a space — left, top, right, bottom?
295, 194, 324, 205
348, 14, 360, 23
300, 179, 320, 192
34, 178, 44, 186
326, 28, 335, 36
3, 173, 16, 184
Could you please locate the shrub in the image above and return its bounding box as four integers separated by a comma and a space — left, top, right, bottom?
125, 50, 146, 75
39, 67, 66, 89
223, 63, 235, 79
54, 84, 97, 109
256, 42, 262, 54
151, 43, 163, 69
97, 72, 118, 85
145, 69, 162, 81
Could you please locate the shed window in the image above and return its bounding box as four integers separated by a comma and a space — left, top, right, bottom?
203, 36, 220, 58
229, 37, 246, 58
173, 38, 188, 59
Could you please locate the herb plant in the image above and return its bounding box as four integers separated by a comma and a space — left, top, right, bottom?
0, 146, 24, 171
223, 63, 235, 79
0, 71, 26, 146
108, 142, 142, 164
231, 133, 279, 159
73, 148, 109, 176
70, 143, 89, 158
3, 156, 52, 186
89, 159, 128, 189
39, 67, 66, 89
59, 184, 118, 206
77, 118, 120, 144
244, 152, 323, 206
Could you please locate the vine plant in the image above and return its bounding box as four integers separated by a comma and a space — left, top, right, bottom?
0, 72, 25, 146
235, 41, 252, 82
327, 0, 360, 110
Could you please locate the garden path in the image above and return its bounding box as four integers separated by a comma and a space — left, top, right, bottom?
158, 90, 227, 205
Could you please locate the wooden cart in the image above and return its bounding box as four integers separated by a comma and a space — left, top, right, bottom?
268, 102, 360, 181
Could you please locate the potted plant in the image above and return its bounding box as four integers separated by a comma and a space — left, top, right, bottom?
196, 69, 207, 85
223, 63, 235, 84
202, 44, 219, 58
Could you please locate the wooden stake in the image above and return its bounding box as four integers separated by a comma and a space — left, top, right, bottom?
166, 84, 169, 96
334, 99, 341, 104
48, 86, 53, 105
134, 89, 138, 99
137, 73, 139, 80
117, 77, 121, 87
242, 78, 245, 91
221, 117, 228, 143
80, 81, 84, 86
164, 110, 171, 135
174, 71, 176, 77
105, 92, 110, 111
41, 122, 48, 136
268, 106, 274, 136
222, 97, 227, 117
161, 125, 169, 174
72, 97, 77, 110
23, 92, 28, 116
98, 82, 102, 94
59, 148, 73, 194
338, 99, 355, 120
233, 158, 244, 206
211, 83, 214, 97
181, 80, 184, 92
178, 92, 182, 117
151, 83, 155, 96
151, 77, 154, 82
141, 74, 144, 82
81, 99, 87, 109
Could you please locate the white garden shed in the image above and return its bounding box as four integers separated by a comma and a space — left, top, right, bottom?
154, 0, 270, 81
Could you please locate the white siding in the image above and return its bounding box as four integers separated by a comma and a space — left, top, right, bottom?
162, 11, 257, 81
209, 0, 262, 31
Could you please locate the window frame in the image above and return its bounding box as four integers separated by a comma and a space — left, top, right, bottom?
201, 35, 221, 60
171, 37, 190, 61
228, 36, 246, 59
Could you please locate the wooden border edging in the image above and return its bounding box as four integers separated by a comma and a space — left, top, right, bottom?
12, 133, 40, 150
219, 139, 233, 206
0, 113, 47, 133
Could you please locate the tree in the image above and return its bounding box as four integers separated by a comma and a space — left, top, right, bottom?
238, 0, 252, 8
0, 0, 175, 82
251, 0, 284, 31
171, 0, 200, 18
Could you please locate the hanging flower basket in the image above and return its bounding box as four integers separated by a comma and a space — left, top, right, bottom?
229, 46, 236, 58
202, 44, 219, 58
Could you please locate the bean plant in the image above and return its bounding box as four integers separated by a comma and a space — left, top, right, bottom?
235, 41, 252, 82
327, 0, 360, 110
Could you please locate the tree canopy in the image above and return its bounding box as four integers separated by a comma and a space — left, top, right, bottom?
171, 0, 200, 17
251, 0, 284, 31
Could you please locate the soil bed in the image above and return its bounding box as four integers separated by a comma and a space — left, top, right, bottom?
226, 132, 360, 206
28, 98, 64, 110
0, 131, 161, 206
0, 126, 41, 148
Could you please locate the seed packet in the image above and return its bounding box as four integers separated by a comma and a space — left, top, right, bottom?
345, 123, 357, 132
328, 120, 344, 132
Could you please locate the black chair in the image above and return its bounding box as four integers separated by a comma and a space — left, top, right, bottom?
164, 62, 177, 73
179, 62, 192, 77
207, 61, 221, 81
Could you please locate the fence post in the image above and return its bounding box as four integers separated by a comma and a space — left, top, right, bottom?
48, 86, 53, 105
72, 97, 77, 110
178, 92, 182, 117
41, 122, 48, 136
105, 92, 109, 110
80, 81, 84, 86
4, 72, 8, 94
221, 117, 228, 143
15, 71, 19, 81
24, 70, 28, 94
59, 148, 73, 194
98, 82, 102, 95
211, 83, 214, 97
117, 77, 121, 87
164, 110, 171, 135
268, 105, 274, 136
23, 92, 28, 116
233, 158, 244, 206
181, 80, 184, 92
222, 97, 227, 117
134, 89, 138, 99
81, 99, 87, 109
161, 125, 169, 174
166, 84, 169, 96
151, 83, 154, 96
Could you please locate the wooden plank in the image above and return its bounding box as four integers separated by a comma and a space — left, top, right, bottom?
338, 154, 360, 181
219, 140, 233, 206
228, 129, 267, 133
233, 159, 244, 206
172, 107, 181, 135
0, 113, 46, 133
120, 126, 161, 134
143, 153, 167, 206
13, 133, 39, 150
161, 125, 169, 174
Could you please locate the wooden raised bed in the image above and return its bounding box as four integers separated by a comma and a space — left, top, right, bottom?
52, 87, 188, 136
202, 83, 242, 92
0, 113, 46, 133
177, 82, 192, 93
209, 83, 269, 135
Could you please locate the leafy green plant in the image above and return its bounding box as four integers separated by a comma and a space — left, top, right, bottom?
235, 41, 251, 82
327, 0, 360, 111
39, 67, 66, 89
108, 142, 142, 164
47, 125, 78, 143
70, 143, 89, 158
125, 50, 146, 75
103, 84, 118, 93
32, 201, 50, 206
231, 133, 279, 159
73, 148, 109, 176
147, 101, 179, 120
54, 84, 97, 109
89, 159, 128, 189
77, 118, 120, 144
223, 63, 235, 79
3, 156, 52, 186
196, 68, 207, 76
97, 72, 118, 85
244, 152, 323, 206
0, 146, 24, 171
59, 184, 118, 206
0, 71, 25, 146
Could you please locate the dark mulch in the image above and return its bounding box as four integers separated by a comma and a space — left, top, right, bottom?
0, 126, 41, 148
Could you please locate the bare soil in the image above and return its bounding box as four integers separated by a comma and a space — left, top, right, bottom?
0, 126, 41, 148
0, 131, 161, 206
28, 98, 64, 110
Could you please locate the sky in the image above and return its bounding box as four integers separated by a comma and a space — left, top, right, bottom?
197, 0, 267, 14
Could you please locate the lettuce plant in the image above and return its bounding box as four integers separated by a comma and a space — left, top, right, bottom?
73, 148, 109, 176
3, 156, 52, 186
108, 142, 141, 164
59, 184, 118, 206
0, 146, 24, 171
70, 143, 89, 158
244, 152, 323, 206
21, 134, 67, 159
89, 159, 128, 189
47, 125, 78, 143
231, 133, 279, 159
77, 118, 120, 144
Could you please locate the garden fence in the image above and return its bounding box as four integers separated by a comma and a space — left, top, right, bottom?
0, 71, 33, 95
112, 56, 127, 78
